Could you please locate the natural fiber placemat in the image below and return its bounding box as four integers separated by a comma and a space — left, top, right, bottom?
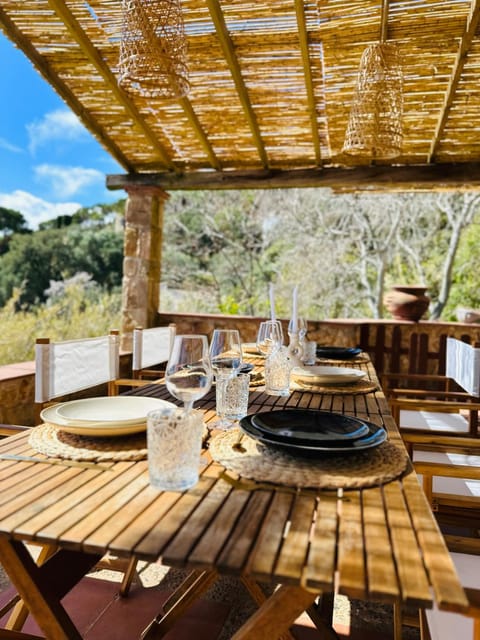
209, 429, 409, 490
290, 379, 378, 395
29, 423, 148, 461
30, 422, 210, 462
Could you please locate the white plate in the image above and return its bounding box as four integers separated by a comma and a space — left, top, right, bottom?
55, 396, 167, 424
291, 366, 367, 386
41, 397, 176, 437
242, 342, 261, 354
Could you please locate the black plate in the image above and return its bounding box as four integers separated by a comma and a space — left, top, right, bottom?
250, 409, 370, 443
240, 415, 386, 453
316, 346, 362, 360
239, 362, 254, 374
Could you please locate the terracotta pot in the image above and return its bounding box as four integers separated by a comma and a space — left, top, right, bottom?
384, 285, 430, 322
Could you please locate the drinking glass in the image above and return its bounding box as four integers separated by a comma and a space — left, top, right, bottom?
256, 321, 283, 356
147, 407, 204, 491
165, 335, 213, 414
209, 329, 243, 429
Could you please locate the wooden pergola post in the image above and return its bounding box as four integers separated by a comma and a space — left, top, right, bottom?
121, 185, 169, 351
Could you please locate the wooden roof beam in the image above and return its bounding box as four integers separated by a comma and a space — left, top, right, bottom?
294, 0, 322, 166
206, 0, 269, 168
107, 162, 480, 192
47, 0, 176, 171
428, 0, 480, 163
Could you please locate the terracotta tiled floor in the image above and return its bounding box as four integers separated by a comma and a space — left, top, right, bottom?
0, 573, 414, 639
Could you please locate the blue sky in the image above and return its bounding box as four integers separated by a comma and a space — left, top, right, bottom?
0, 32, 123, 229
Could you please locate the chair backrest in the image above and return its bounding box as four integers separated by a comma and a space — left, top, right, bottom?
446, 337, 480, 397
132, 324, 176, 376
35, 332, 120, 403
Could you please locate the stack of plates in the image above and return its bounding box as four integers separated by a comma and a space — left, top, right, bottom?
316, 346, 362, 360
239, 409, 386, 453
40, 396, 176, 437
291, 366, 367, 387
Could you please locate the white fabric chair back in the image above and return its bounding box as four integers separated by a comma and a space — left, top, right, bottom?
446, 337, 480, 397
35, 333, 120, 403
132, 325, 175, 372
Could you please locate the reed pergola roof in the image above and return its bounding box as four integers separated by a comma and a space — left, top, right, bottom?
2, 0, 480, 192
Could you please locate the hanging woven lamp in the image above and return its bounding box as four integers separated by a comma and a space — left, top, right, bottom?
343, 1, 403, 159
118, 0, 189, 99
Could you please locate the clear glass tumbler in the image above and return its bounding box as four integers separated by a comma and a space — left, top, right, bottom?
147, 407, 204, 491
302, 340, 317, 365
216, 372, 250, 422
264, 345, 292, 396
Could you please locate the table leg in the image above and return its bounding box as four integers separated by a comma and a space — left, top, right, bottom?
5, 544, 57, 631
141, 569, 219, 640
0, 536, 101, 640
231, 584, 318, 640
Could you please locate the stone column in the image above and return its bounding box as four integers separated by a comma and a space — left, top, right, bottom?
121, 186, 169, 351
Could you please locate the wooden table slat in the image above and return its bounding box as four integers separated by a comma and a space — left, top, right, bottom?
303, 494, 338, 591
383, 482, 432, 607
337, 492, 367, 600
274, 493, 317, 583
362, 487, 399, 601
401, 474, 469, 612
245, 491, 295, 582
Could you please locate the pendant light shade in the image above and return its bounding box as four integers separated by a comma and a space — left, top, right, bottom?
118, 0, 189, 100
343, 41, 403, 159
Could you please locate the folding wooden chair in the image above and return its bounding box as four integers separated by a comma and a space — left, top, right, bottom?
33, 331, 138, 596
383, 338, 480, 438
34, 331, 120, 423
111, 324, 175, 394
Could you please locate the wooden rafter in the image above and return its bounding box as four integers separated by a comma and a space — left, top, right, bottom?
294, 0, 321, 166
428, 0, 480, 163
179, 97, 222, 171
47, 0, 176, 171
0, 5, 133, 172
206, 0, 269, 169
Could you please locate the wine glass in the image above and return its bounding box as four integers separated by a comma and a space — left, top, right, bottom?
256, 321, 283, 356
165, 335, 213, 414
209, 329, 243, 430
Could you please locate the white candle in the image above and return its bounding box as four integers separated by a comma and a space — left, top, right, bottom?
292, 285, 298, 332
269, 283, 276, 322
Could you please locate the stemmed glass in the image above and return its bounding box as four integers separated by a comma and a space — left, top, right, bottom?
165, 335, 213, 414
209, 329, 243, 430
256, 320, 283, 356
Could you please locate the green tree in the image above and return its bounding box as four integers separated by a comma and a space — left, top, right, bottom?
0, 206, 31, 255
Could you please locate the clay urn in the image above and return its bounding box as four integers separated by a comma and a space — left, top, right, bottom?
384, 285, 430, 322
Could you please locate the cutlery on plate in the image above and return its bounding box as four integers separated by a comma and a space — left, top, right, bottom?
0, 453, 112, 470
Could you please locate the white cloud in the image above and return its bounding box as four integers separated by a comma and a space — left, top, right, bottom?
0, 138, 22, 153
27, 109, 88, 153
0, 190, 80, 230
34, 164, 104, 199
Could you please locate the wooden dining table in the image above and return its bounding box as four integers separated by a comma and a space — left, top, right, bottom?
0, 353, 469, 640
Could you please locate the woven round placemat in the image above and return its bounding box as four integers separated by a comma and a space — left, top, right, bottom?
30, 422, 211, 462
29, 423, 148, 461
209, 429, 409, 490
29, 422, 210, 462
290, 379, 377, 395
